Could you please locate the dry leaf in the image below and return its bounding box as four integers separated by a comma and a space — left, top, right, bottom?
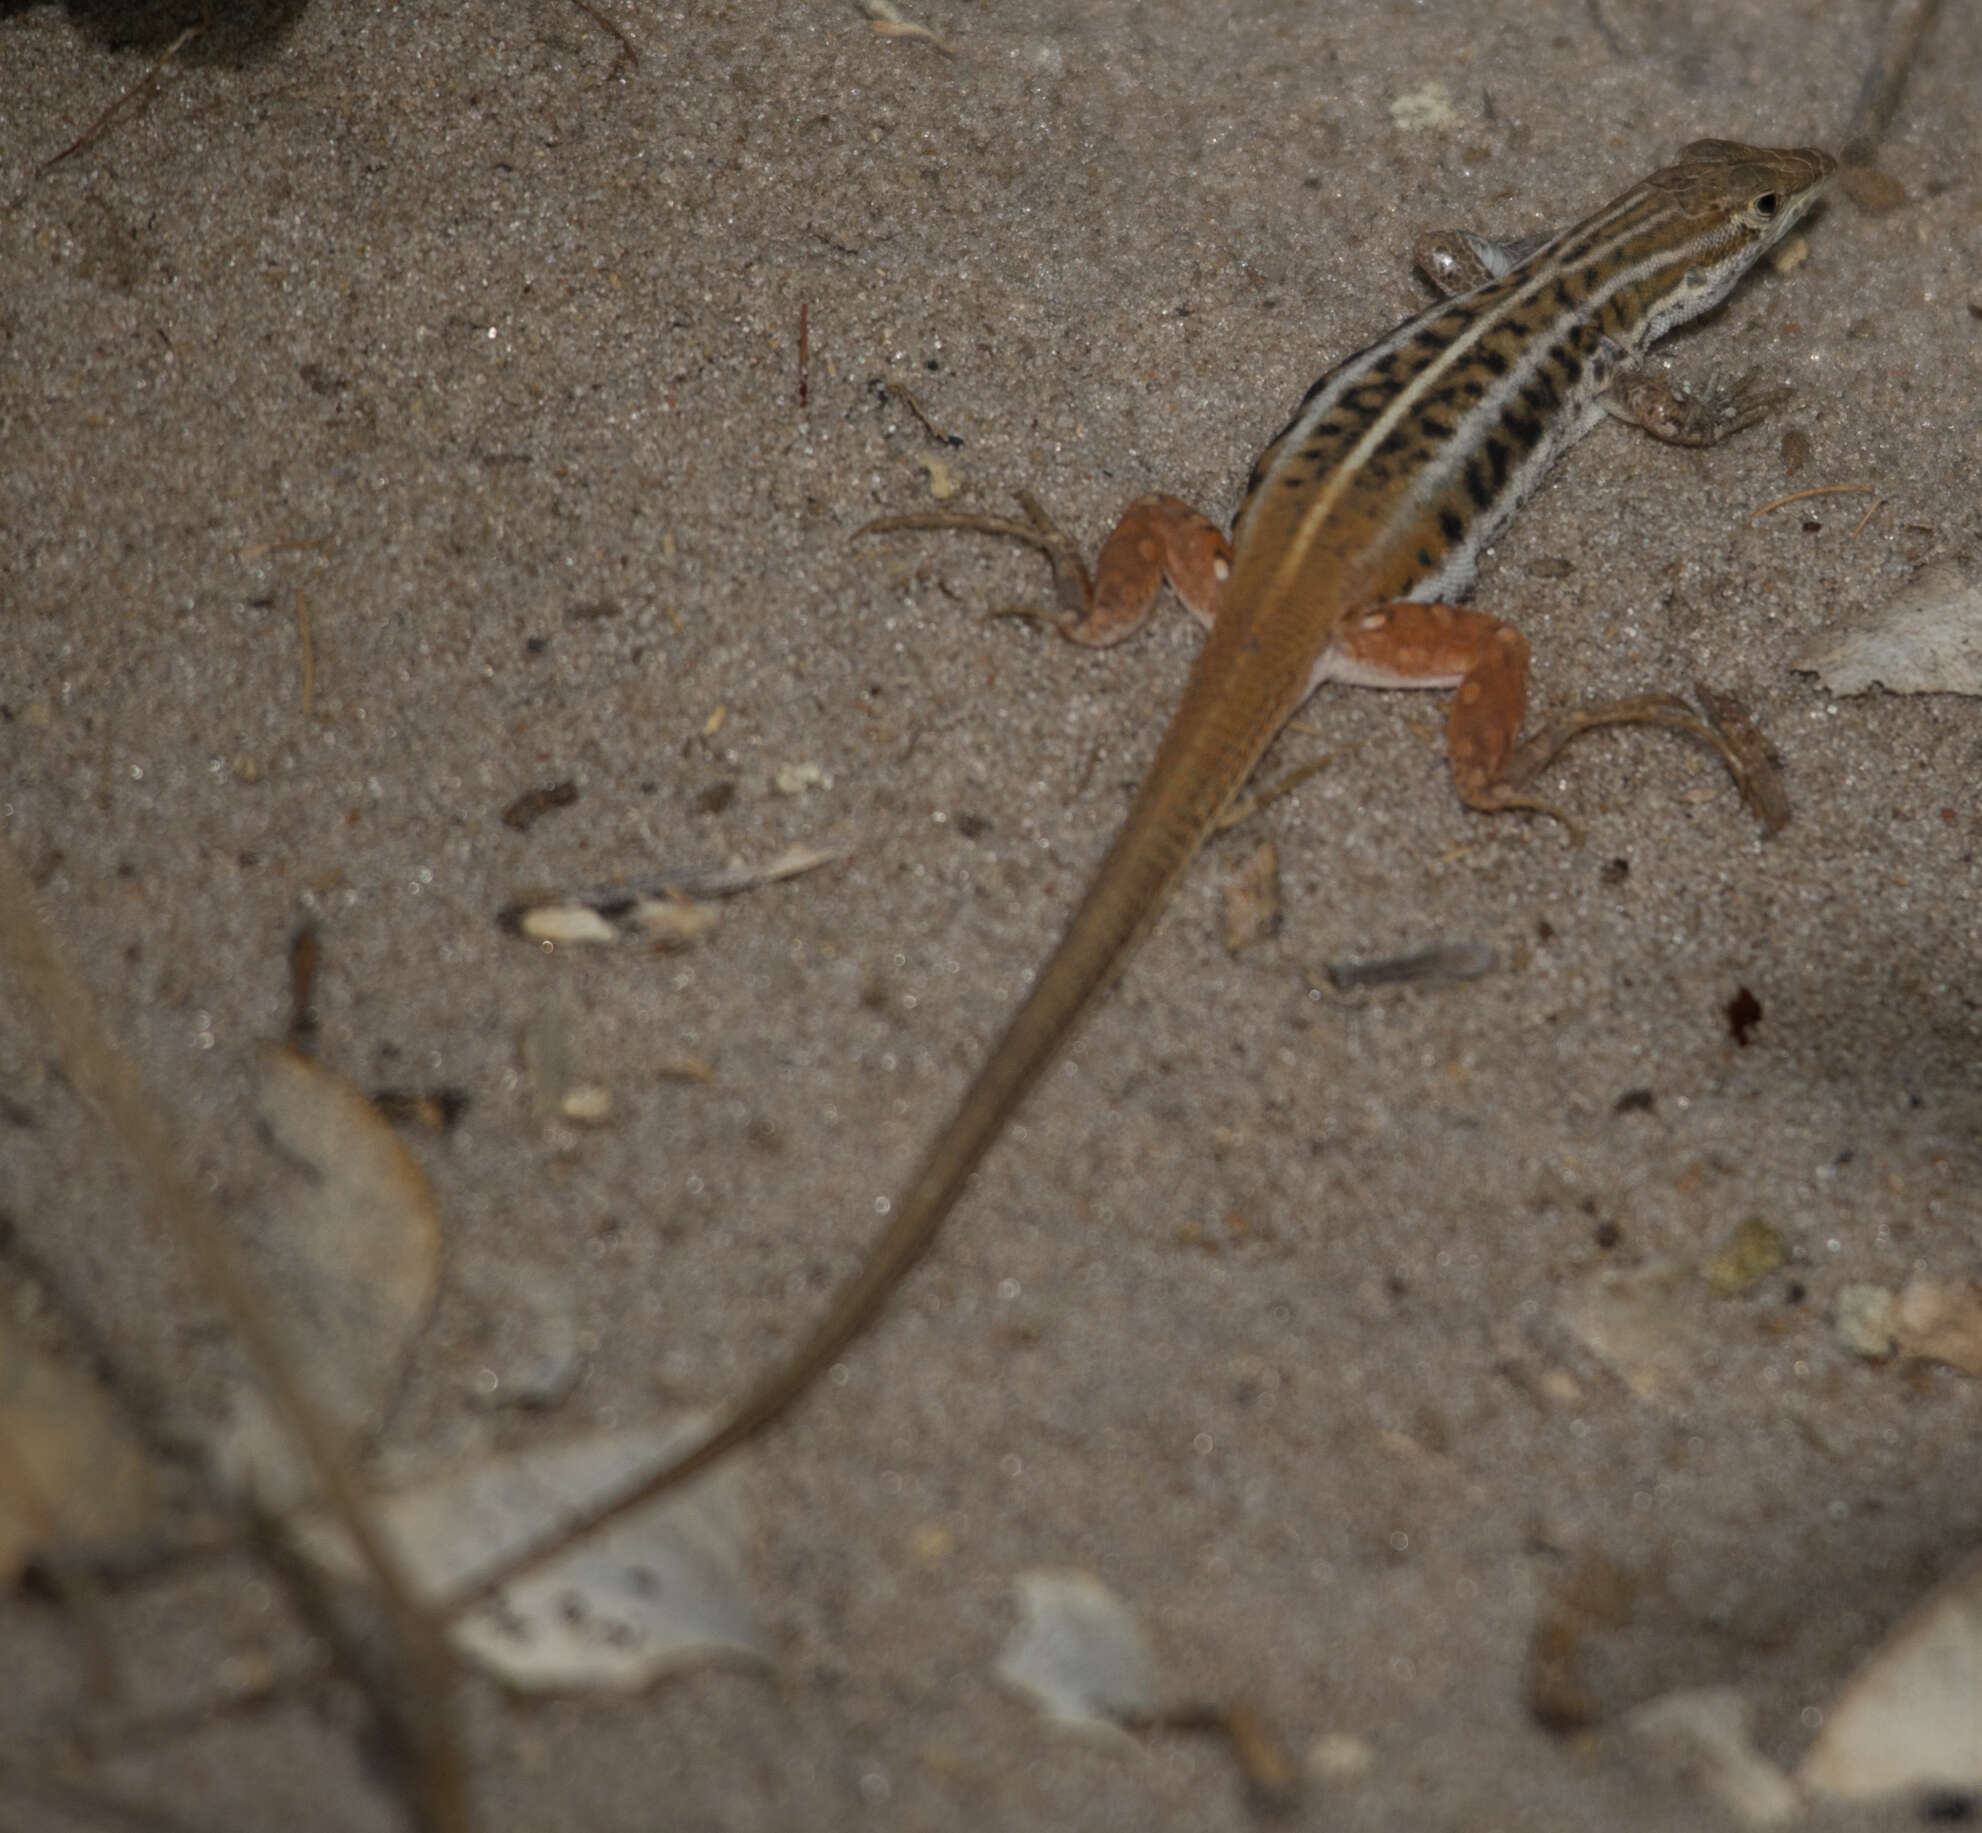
297, 1417, 769, 1691
246, 1042, 441, 1433
1220, 840, 1281, 954
1800, 1553, 1982, 1800
1797, 565, 1982, 697
0, 1315, 155, 1581
995, 1569, 1159, 1732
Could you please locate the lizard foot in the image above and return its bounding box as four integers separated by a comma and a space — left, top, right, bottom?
856, 490, 1096, 637
1606, 368, 1790, 448
859, 489, 1227, 647
1501, 689, 1789, 834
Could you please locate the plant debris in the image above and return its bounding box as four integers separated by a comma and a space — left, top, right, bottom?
499, 845, 842, 945
0, 1311, 156, 1583
1800, 1551, 1982, 1801
1220, 839, 1281, 954
1796, 564, 1982, 697
297, 1418, 770, 1691
1322, 939, 1496, 991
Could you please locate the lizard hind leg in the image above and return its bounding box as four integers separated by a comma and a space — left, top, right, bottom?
857, 490, 1229, 648
1331, 600, 1576, 832
1334, 603, 1786, 837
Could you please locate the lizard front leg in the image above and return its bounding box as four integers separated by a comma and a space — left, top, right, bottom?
1414, 231, 1789, 449
859, 490, 1229, 646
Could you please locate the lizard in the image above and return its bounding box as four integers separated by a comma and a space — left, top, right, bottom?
480, 138, 1832, 1588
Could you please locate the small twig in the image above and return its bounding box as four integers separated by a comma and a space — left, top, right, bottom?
797, 301, 809, 412
237, 536, 327, 562
1319, 940, 1498, 992
1849, 495, 1886, 540
1746, 484, 1877, 526
294, 591, 315, 720
1126, 1700, 1301, 1812
34, 25, 202, 179
893, 384, 961, 447
286, 920, 319, 1048
565, 0, 639, 75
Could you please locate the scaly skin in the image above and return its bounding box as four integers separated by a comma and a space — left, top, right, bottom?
472, 140, 1832, 1598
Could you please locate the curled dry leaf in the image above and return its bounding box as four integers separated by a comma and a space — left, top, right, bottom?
0, 1315, 156, 1582
995, 1569, 1159, 1732
296, 1417, 769, 1691
1800, 1553, 1982, 1801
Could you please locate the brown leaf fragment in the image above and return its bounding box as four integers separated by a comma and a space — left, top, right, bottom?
371, 1087, 472, 1134
1836, 160, 1907, 214
1525, 1552, 1643, 1732
1220, 840, 1281, 955
501, 781, 579, 832
1725, 987, 1762, 1048
286, 920, 319, 1048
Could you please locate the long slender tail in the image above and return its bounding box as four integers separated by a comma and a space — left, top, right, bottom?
462, 605, 1305, 1604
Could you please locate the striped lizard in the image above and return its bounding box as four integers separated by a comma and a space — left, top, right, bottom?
491, 138, 1832, 1579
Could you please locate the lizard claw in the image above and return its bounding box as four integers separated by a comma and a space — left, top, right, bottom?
1606, 367, 1790, 447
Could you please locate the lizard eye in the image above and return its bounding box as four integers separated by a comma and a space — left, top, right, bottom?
1752, 191, 1781, 218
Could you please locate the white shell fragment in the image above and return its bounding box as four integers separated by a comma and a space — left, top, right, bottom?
518, 905, 619, 947
1797, 564, 1982, 697
247, 1043, 441, 1432
995, 1569, 1160, 1731
1799, 1553, 1982, 1801
297, 1417, 769, 1691
501, 845, 841, 947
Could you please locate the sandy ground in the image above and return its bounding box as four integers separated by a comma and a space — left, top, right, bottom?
3, 1, 1981, 1828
